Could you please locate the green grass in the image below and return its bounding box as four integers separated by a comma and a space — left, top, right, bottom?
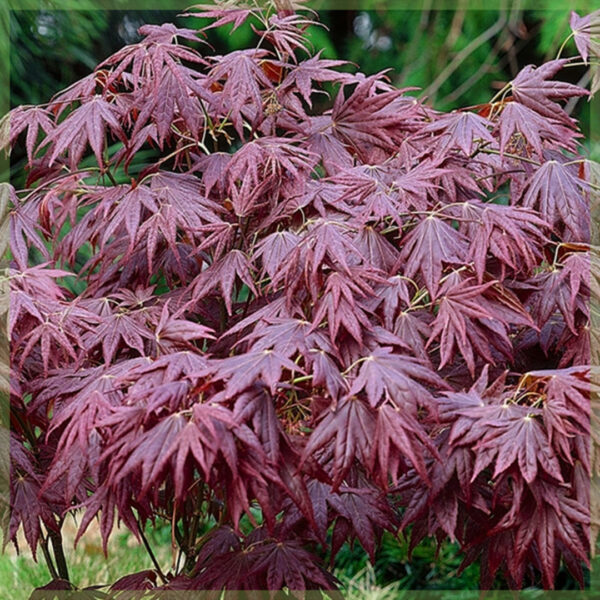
0, 518, 586, 598
0, 520, 171, 599
0, 522, 478, 599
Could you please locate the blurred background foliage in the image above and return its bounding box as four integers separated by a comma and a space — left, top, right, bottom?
4, 0, 596, 593
9, 2, 594, 112
8, 2, 597, 188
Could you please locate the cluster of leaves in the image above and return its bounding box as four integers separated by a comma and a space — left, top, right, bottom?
3, 1, 600, 594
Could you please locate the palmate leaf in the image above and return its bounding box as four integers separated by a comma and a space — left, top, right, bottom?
302, 116, 355, 174
9, 196, 50, 270
311, 270, 377, 345
484, 478, 591, 590
240, 316, 330, 360
151, 300, 215, 354
279, 53, 356, 107
207, 348, 303, 397
427, 275, 533, 376
257, 14, 318, 58
190, 249, 257, 315
522, 159, 589, 239
82, 305, 152, 365
254, 231, 301, 279
308, 346, 348, 400
192, 533, 339, 591
8, 4, 600, 592
300, 396, 379, 491
9, 435, 61, 560
390, 159, 451, 212
523, 256, 590, 333
451, 200, 549, 281
524, 367, 592, 460
471, 403, 563, 484
328, 160, 446, 223
121, 171, 225, 274
422, 111, 495, 157
43, 391, 110, 501
395, 432, 479, 543
183, 3, 255, 33
398, 215, 469, 300
97, 24, 207, 91
329, 74, 420, 160
224, 136, 317, 216
497, 102, 579, 159
106, 402, 272, 506
137, 64, 206, 145
349, 345, 444, 409
269, 218, 364, 301
393, 310, 432, 364
207, 48, 273, 137
18, 317, 82, 378
510, 59, 588, 124
368, 275, 413, 328
72, 481, 141, 556
570, 9, 600, 63
7, 264, 74, 336
2, 106, 54, 164
353, 225, 400, 272
110, 569, 158, 591
327, 484, 397, 561
40, 96, 126, 169
373, 403, 438, 486
516, 494, 589, 589
281, 477, 397, 562
96, 27, 212, 150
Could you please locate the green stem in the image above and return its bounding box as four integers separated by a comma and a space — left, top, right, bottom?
291, 374, 313, 384
104, 169, 118, 187
555, 31, 575, 61
489, 82, 511, 106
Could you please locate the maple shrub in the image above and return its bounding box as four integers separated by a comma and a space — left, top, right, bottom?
3, 1, 600, 595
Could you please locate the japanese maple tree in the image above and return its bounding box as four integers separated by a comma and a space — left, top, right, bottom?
2, 1, 600, 594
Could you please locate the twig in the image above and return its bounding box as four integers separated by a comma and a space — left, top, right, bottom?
397, 0, 433, 82
477, 147, 541, 166
565, 70, 592, 115
48, 524, 70, 581
137, 517, 168, 584
441, 20, 542, 106
440, 31, 508, 105
39, 528, 60, 581
421, 10, 508, 101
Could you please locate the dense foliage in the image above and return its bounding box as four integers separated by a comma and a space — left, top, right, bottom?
3, 1, 600, 594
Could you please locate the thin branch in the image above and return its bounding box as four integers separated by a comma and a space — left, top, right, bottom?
477, 147, 542, 166
137, 518, 168, 584
440, 31, 508, 105
421, 9, 508, 101
397, 0, 433, 83
48, 523, 70, 582
565, 70, 592, 115
441, 21, 537, 106
39, 528, 60, 581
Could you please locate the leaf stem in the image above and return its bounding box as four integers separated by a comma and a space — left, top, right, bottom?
489, 82, 512, 106
291, 374, 313, 384
555, 31, 575, 61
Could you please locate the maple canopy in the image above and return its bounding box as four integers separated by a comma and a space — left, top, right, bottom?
3, 1, 600, 594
